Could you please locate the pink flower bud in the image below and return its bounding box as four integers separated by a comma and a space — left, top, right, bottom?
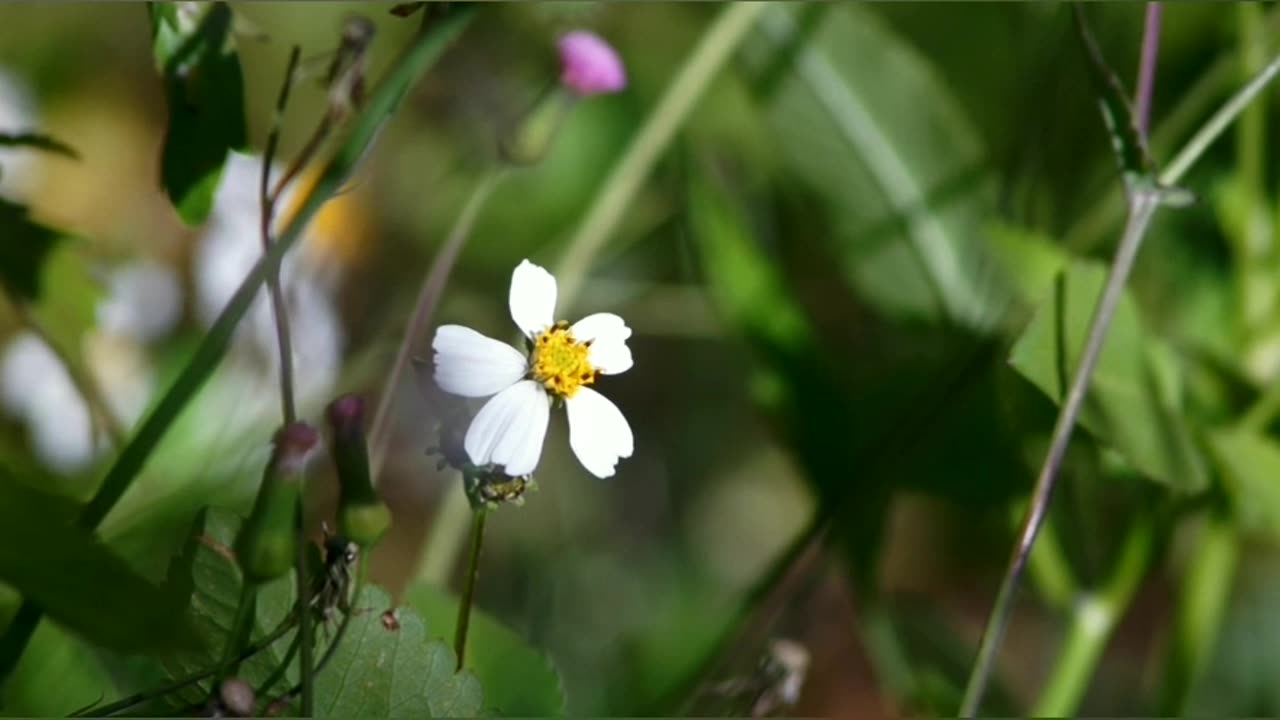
557, 31, 626, 97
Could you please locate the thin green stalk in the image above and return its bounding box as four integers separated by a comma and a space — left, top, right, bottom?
1158, 511, 1237, 715
961, 43, 1280, 717
959, 193, 1160, 718
553, 1, 768, 306
1032, 516, 1155, 716
219, 584, 259, 681
296, 511, 314, 716
418, 1, 766, 589
0, 6, 476, 685
368, 168, 508, 482
454, 509, 486, 669
1025, 514, 1079, 613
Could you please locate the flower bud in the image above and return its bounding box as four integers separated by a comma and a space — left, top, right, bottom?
557, 31, 626, 97
218, 677, 256, 717
499, 30, 626, 166
235, 423, 319, 583
326, 394, 391, 547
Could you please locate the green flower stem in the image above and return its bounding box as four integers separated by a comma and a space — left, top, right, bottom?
1032, 516, 1155, 717
1158, 510, 1238, 715
1025, 513, 1078, 613
295, 508, 314, 716
454, 509, 487, 670
219, 583, 259, 680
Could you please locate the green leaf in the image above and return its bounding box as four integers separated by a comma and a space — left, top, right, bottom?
1205, 429, 1280, 539
754, 4, 1013, 332
2, 622, 115, 717
1009, 260, 1208, 490
0, 472, 194, 654
149, 2, 247, 226
162, 510, 482, 718
0, 198, 60, 302
407, 583, 566, 716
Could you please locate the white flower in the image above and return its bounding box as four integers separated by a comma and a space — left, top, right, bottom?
432, 259, 634, 479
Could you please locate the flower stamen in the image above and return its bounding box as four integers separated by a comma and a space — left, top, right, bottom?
531, 322, 596, 398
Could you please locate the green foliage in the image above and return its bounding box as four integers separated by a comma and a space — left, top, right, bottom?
0, 472, 194, 655
408, 582, 566, 716
162, 510, 483, 717
2, 621, 115, 717
1206, 429, 1280, 538
149, 2, 247, 226
756, 4, 1012, 332
1009, 260, 1208, 491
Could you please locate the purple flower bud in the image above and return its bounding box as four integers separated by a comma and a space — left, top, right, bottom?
557, 31, 626, 97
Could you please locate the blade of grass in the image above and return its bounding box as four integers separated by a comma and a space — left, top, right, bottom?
0, 7, 476, 682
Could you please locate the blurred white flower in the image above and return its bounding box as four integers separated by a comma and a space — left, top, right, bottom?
432, 259, 634, 479
0, 331, 152, 475
194, 151, 345, 411
97, 259, 183, 344
0, 66, 40, 201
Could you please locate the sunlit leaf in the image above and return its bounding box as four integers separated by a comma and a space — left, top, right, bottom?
1009, 260, 1208, 490
149, 2, 247, 226
2, 621, 115, 716
408, 583, 566, 716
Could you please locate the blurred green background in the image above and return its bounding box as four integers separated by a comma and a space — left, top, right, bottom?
0, 2, 1279, 717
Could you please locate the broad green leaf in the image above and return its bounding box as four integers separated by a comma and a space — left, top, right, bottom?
161, 510, 482, 718
754, 4, 1013, 332
2, 621, 115, 717
408, 583, 566, 716
149, 2, 247, 226
0, 472, 194, 654
986, 222, 1070, 306
1009, 260, 1208, 490
1205, 429, 1280, 539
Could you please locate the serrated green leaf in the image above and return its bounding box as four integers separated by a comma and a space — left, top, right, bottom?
1009, 260, 1208, 490
754, 4, 1012, 332
1205, 429, 1280, 539
150, 2, 247, 226
161, 510, 482, 718
0, 471, 194, 655
407, 583, 565, 716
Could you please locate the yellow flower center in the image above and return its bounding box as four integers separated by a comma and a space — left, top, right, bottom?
531, 323, 596, 398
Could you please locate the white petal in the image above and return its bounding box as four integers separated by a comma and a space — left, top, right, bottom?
465, 380, 550, 476
572, 312, 633, 375
433, 325, 528, 398
509, 260, 557, 338
565, 387, 633, 478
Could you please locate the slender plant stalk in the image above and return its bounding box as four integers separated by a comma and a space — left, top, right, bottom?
368, 168, 508, 482
454, 509, 486, 669
1158, 510, 1237, 715
553, 1, 768, 305
219, 584, 259, 680
1134, 3, 1162, 138
961, 34, 1280, 718
0, 6, 476, 686
958, 193, 1160, 717
295, 512, 314, 716
1032, 515, 1155, 716
260, 45, 303, 426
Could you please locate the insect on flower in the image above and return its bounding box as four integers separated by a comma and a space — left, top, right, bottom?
432, 260, 634, 479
